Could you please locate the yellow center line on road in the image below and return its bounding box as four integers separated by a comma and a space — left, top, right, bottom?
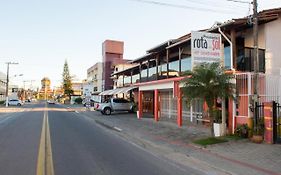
36, 105, 55, 175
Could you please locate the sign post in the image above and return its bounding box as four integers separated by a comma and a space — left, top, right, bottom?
191, 31, 222, 69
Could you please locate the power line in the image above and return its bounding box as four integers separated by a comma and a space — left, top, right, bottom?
128, 0, 241, 14
226, 0, 251, 4
180, 0, 248, 11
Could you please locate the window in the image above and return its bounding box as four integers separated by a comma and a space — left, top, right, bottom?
224, 46, 231, 69
168, 60, 179, 77
236, 48, 265, 72
181, 57, 191, 73
148, 67, 157, 81
132, 73, 139, 84
124, 76, 131, 86
158, 63, 167, 80
141, 69, 147, 82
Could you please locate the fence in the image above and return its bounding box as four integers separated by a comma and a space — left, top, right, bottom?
159, 91, 204, 123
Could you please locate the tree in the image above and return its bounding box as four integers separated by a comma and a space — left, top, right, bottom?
62, 60, 73, 100
181, 62, 235, 136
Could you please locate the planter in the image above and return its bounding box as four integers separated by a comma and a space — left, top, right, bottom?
251, 135, 263, 143
137, 111, 140, 119
213, 123, 226, 137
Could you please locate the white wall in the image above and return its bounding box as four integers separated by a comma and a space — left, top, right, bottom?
244, 25, 266, 49
265, 18, 281, 75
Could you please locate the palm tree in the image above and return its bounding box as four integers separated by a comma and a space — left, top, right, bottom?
181, 62, 235, 136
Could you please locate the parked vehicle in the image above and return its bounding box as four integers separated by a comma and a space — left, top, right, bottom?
8, 99, 23, 106
95, 98, 135, 115
47, 100, 56, 104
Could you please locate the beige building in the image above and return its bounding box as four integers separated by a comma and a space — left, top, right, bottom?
72, 82, 83, 96
87, 62, 103, 94
112, 63, 137, 89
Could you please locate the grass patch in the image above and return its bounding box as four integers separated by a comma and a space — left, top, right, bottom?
223, 135, 244, 141
193, 137, 228, 146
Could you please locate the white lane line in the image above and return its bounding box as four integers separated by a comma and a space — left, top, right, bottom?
113, 126, 122, 132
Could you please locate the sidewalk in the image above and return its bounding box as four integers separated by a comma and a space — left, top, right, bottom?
80, 110, 281, 175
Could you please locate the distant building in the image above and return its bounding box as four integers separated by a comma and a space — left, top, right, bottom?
102, 40, 130, 90
112, 63, 137, 89
39, 77, 52, 99
0, 71, 6, 101
87, 62, 103, 94
72, 82, 83, 96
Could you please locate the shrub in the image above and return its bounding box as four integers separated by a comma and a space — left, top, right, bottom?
74, 97, 83, 104
235, 124, 250, 138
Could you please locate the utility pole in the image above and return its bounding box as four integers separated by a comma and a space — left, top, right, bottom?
252, 0, 259, 130
5, 62, 19, 107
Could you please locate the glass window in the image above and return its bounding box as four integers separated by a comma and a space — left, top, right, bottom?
124, 76, 131, 86
141, 69, 147, 82
258, 49, 265, 73
224, 46, 231, 69
236, 48, 265, 72
148, 67, 157, 81
168, 60, 179, 77
158, 63, 167, 80
132, 74, 139, 84
181, 57, 191, 73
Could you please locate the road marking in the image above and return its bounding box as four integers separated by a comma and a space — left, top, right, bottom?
113, 126, 122, 132
36, 110, 55, 175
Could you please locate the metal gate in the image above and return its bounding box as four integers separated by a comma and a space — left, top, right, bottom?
273, 101, 281, 144
253, 102, 264, 134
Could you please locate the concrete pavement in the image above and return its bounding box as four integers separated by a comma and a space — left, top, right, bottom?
80, 110, 281, 175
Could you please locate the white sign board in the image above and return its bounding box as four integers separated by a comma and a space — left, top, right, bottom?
191, 31, 222, 69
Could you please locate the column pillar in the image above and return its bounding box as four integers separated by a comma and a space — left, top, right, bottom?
228, 99, 235, 134
264, 102, 273, 144
177, 88, 182, 127
138, 90, 143, 119
154, 89, 159, 122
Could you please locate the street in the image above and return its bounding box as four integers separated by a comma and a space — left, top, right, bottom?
0, 102, 202, 175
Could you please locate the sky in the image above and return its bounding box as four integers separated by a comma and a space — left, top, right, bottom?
0, 0, 280, 89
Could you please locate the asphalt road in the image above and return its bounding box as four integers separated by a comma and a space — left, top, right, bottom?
0, 103, 44, 175
0, 102, 203, 175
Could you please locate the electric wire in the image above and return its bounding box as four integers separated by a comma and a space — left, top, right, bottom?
129, 0, 243, 14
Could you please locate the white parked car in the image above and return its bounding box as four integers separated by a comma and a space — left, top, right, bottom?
95, 98, 135, 115
8, 99, 23, 106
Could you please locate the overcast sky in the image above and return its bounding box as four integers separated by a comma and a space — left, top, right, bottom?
0, 0, 280, 89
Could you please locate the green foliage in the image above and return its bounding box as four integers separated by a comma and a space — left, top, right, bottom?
62, 60, 73, 98
235, 124, 250, 138
74, 97, 83, 104
213, 109, 222, 123
181, 62, 235, 136
0, 100, 5, 105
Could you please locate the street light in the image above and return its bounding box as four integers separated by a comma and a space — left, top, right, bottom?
5, 62, 19, 107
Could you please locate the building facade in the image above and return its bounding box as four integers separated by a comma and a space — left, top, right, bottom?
87, 62, 103, 94
112, 63, 137, 89
72, 82, 83, 96
0, 71, 6, 101
102, 40, 130, 90
39, 77, 53, 99
111, 8, 281, 135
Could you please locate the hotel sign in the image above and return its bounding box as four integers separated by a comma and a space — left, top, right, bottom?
191, 31, 222, 68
